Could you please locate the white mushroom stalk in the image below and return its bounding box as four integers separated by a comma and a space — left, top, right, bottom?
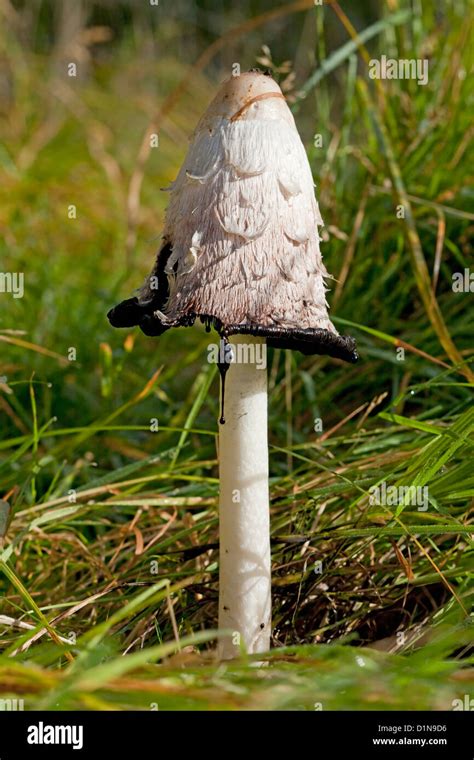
108, 71, 357, 660
217, 335, 270, 658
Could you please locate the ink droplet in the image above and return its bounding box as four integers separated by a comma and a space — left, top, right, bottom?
217, 337, 234, 425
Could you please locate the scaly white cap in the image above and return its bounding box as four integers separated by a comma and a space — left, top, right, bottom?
108, 71, 357, 362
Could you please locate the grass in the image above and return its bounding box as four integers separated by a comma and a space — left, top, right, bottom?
0, 0, 472, 710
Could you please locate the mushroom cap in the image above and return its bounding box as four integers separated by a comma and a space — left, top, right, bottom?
108, 71, 357, 363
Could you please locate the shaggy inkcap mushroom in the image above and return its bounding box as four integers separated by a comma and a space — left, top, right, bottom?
108, 71, 357, 364
109, 71, 358, 659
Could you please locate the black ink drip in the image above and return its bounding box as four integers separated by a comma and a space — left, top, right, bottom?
217, 337, 232, 425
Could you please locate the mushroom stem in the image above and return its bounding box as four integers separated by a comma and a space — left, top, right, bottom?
217, 335, 271, 659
